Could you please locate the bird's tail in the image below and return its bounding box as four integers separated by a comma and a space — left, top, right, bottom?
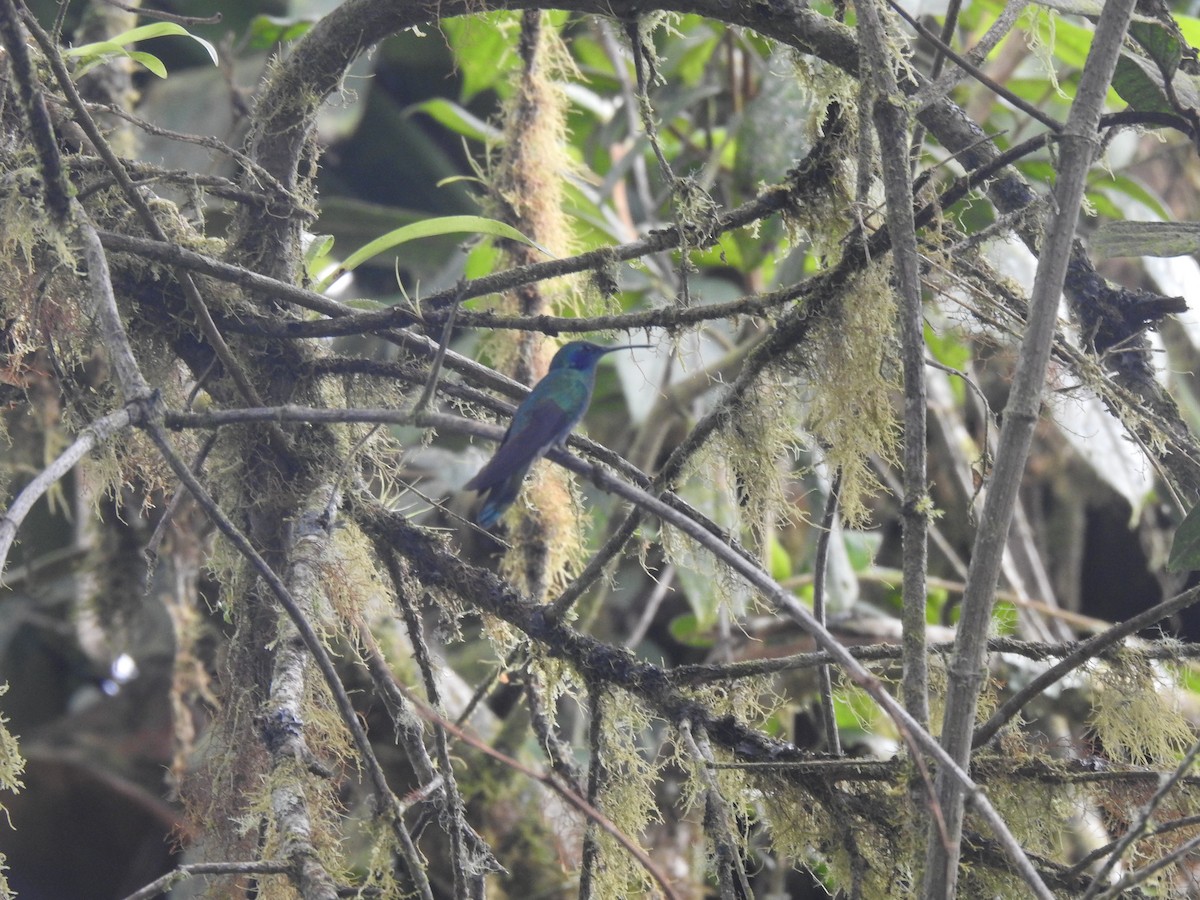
477, 472, 525, 528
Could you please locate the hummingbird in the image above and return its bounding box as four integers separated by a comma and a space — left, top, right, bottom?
466, 341, 651, 528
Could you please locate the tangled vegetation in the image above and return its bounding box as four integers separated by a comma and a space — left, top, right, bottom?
2, 0, 1200, 898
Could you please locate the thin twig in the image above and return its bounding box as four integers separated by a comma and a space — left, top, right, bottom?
0, 406, 134, 575
624, 563, 675, 649
1068, 813, 1200, 879
119, 860, 291, 900
413, 280, 466, 414
21, 10, 285, 439
1082, 735, 1200, 898
143, 431, 219, 574
813, 469, 843, 756
975, 586, 1200, 748
426, 680, 684, 900
679, 720, 753, 899
356, 625, 500, 876
924, 2, 1139, 895
79, 99, 295, 205
382, 550, 473, 899
97, 0, 222, 25
1097, 831, 1200, 900
624, 17, 676, 188
892, 0, 1050, 129
856, 0, 930, 730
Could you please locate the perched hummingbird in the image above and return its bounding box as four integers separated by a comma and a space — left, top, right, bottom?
466, 341, 650, 528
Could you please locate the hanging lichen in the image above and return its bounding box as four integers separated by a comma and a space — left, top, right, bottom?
723, 372, 802, 556
476, 13, 593, 602
585, 688, 662, 897
0, 686, 22, 900
758, 768, 913, 897
795, 264, 902, 526
1089, 650, 1194, 767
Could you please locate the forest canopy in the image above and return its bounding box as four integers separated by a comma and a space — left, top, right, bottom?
1, 0, 1200, 898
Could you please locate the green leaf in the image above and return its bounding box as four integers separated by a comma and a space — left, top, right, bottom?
127, 50, 166, 79
1129, 21, 1183, 81
672, 30, 721, 87
1095, 174, 1170, 222
1091, 221, 1200, 258
302, 233, 335, 280
246, 15, 315, 50
1168, 504, 1200, 573
668, 614, 715, 648
405, 98, 500, 142
68, 40, 133, 78
443, 13, 519, 101
315, 215, 550, 291
768, 536, 792, 583
463, 240, 500, 281
1084, 189, 1123, 221
1112, 55, 1175, 114
67, 21, 218, 75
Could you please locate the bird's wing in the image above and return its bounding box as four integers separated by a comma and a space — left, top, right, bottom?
464, 374, 586, 492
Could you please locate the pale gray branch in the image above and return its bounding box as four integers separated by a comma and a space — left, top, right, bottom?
923, 2, 1139, 896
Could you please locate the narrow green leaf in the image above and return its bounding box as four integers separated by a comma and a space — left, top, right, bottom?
405, 98, 500, 142
127, 50, 166, 79
1098, 174, 1170, 221
67, 21, 217, 70
97, 22, 189, 43
304, 234, 335, 265
1168, 504, 1200, 573
463, 240, 500, 280
316, 215, 549, 291
302, 234, 335, 281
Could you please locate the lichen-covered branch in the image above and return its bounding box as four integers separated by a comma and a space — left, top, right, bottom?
924, 3, 1139, 896
855, 0, 930, 732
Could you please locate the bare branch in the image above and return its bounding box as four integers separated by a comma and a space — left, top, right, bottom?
119, 860, 292, 900
0, 406, 135, 575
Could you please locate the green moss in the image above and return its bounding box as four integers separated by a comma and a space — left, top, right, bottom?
585, 689, 661, 897
722, 374, 802, 557
1090, 651, 1195, 766
799, 265, 901, 526
759, 769, 914, 896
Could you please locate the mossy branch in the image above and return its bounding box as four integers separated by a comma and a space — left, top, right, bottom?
354, 486, 1056, 897
855, 0, 930, 731
926, 3, 1140, 895
140, 423, 435, 899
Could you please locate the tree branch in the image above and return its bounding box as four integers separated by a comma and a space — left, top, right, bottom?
924, 3, 1139, 896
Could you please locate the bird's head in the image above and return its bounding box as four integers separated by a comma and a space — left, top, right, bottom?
549, 340, 652, 372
